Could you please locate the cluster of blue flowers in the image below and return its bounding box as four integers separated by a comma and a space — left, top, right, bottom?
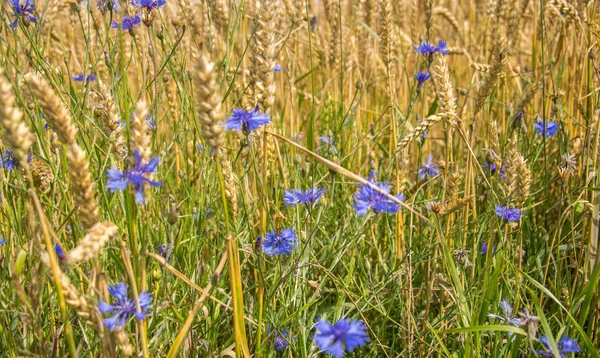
415, 72, 431, 85
8, 0, 36, 28
106, 150, 162, 205
417, 155, 440, 179
488, 300, 581, 356
262, 228, 297, 257
313, 317, 370, 358
222, 106, 271, 133
1, 150, 15, 171
414, 39, 449, 56
284, 187, 326, 206
534, 120, 559, 138
72, 74, 97, 83
98, 282, 153, 331
495, 206, 521, 222
353, 172, 406, 216
536, 335, 580, 357
112, 15, 141, 30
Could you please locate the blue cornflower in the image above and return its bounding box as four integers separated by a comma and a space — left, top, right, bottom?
535, 335, 581, 358
317, 135, 338, 154
157, 243, 172, 262
268, 328, 290, 351
534, 120, 559, 138
72, 74, 97, 83
483, 162, 506, 178
146, 114, 157, 130
415, 72, 431, 85
130, 0, 165, 10
414, 39, 448, 55
8, 0, 36, 28
353, 172, 406, 216
111, 15, 141, 30
98, 282, 153, 332
2, 150, 15, 171
313, 317, 369, 358
481, 241, 498, 256
97, 0, 119, 11
105, 150, 162, 205
417, 155, 440, 179
0, 238, 6, 245
284, 187, 326, 206
274, 63, 283, 73
495, 206, 521, 222
54, 243, 67, 261
488, 300, 520, 328
222, 106, 271, 133
262, 228, 297, 256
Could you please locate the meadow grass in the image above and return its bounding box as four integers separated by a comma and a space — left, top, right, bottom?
0, 0, 599, 357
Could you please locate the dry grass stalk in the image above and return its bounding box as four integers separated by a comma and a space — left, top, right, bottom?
251, 0, 277, 112
512, 155, 531, 207
67, 222, 118, 264
396, 114, 444, 151
221, 158, 238, 217
29, 157, 54, 194
22, 73, 77, 145
67, 143, 100, 229
433, 54, 459, 126
193, 55, 226, 149
130, 100, 152, 165
432, 7, 461, 34
112, 328, 134, 356
93, 81, 126, 158
0, 69, 32, 164
474, 49, 508, 115
515, 79, 540, 115
547, 0, 582, 28
379, 0, 394, 67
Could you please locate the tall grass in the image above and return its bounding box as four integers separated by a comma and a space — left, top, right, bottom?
0, 0, 599, 356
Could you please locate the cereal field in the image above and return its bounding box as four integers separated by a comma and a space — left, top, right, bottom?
0, 0, 600, 357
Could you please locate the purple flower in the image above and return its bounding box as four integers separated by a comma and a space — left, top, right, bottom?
146, 114, 157, 130
415, 72, 431, 85
111, 15, 141, 30
274, 63, 283, 73
535, 335, 581, 357
488, 300, 520, 327
317, 135, 338, 154
72, 74, 97, 83
130, 0, 165, 10
1, 150, 15, 171
54, 243, 67, 261
534, 120, 559, 138
417, 155, 440, 179
495, 206, 521, 222
313, 317, 369, 358
414, 39, 448, 55
105, 150, 162, 205
97, 0, 119, 11
98, 282, 153, 332
483, 162, 506, 178
263, 228, 297, 256
222, 106, 271, 133
268, 328, 290, 351
353, 172, 406, 216
8, 0, 36, 29
284, 187, 326, 206
0, 238, 6, 245
157, 243, 172, 262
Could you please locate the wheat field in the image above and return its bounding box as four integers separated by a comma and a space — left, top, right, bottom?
0, 0, 599, 356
